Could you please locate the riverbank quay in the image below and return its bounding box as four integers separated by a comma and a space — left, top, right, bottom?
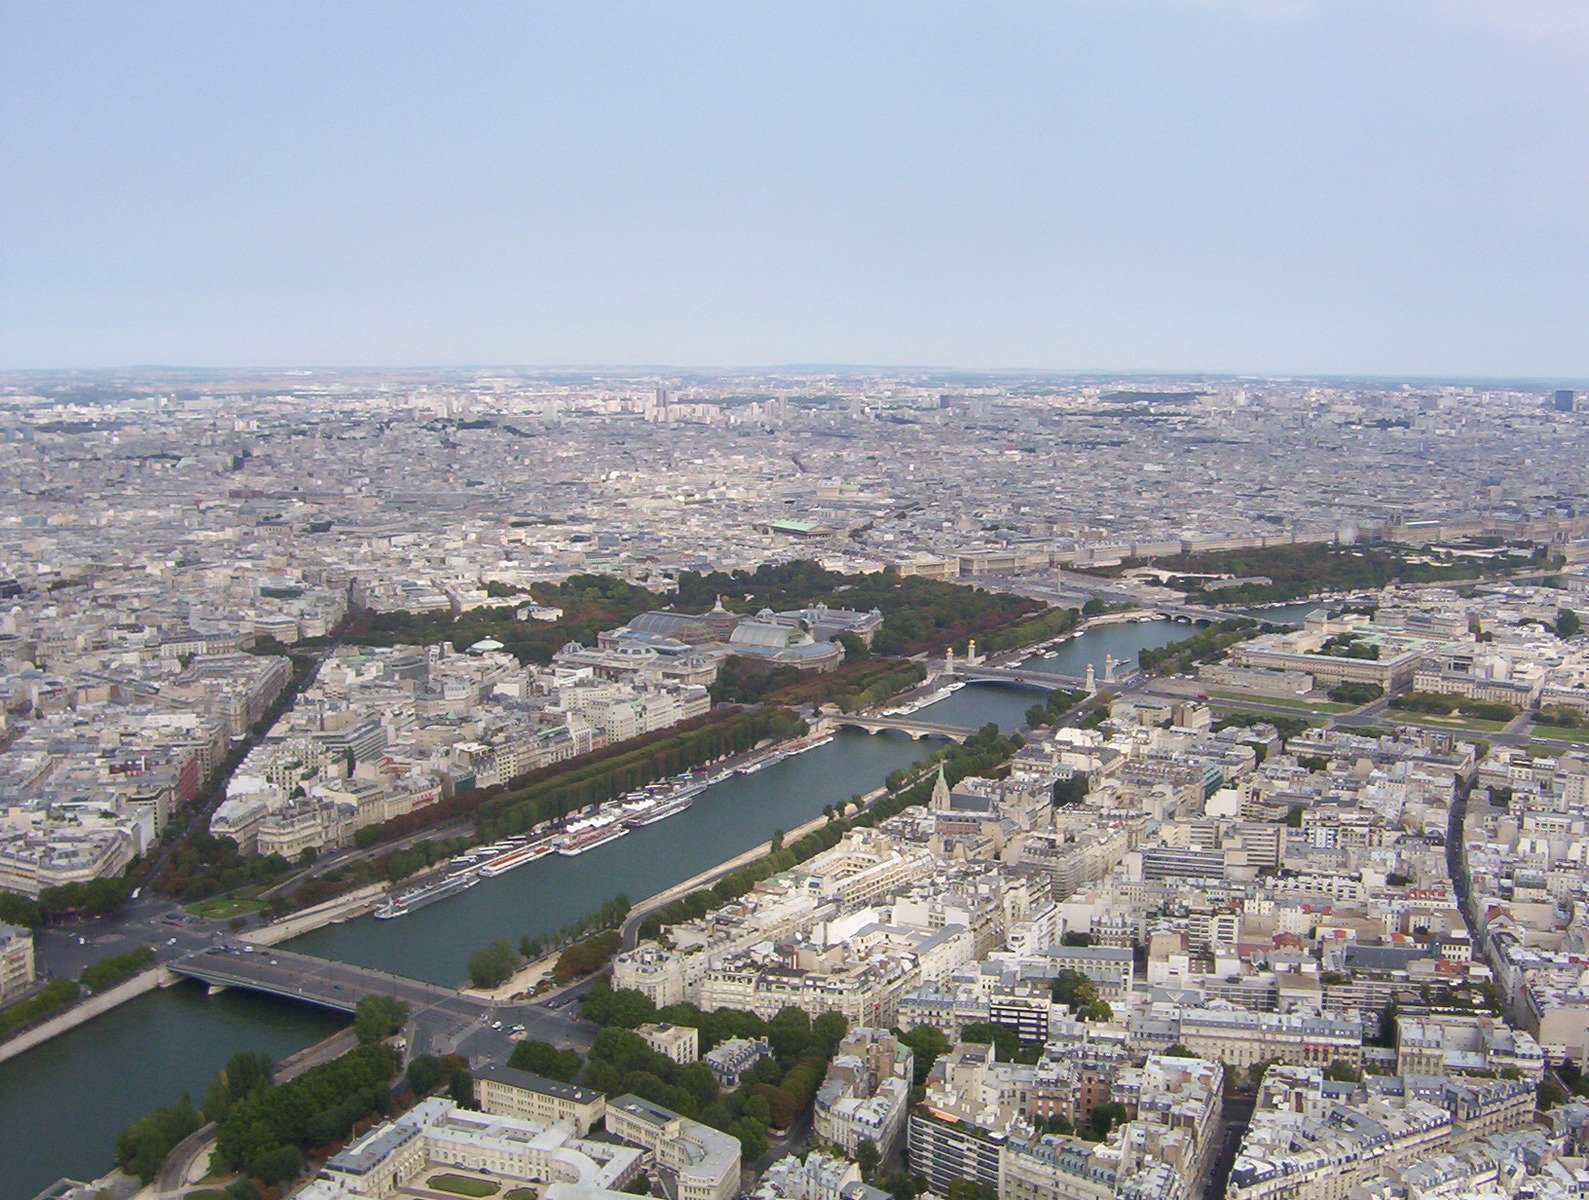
239, 883, 388, 946
0, 966, 175, 1066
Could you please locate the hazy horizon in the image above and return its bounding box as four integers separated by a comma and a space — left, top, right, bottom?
4, 1, 1587, 377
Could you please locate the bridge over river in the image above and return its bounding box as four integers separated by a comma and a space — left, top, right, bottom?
953, 663, 1095, 688
828, 714, 978, 742
172, 943, 593, 1058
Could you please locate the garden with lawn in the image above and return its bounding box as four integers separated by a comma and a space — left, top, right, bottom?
427, 1174, 501, 1197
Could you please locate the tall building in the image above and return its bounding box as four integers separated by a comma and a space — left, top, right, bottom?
0, 923, 36, 1001
1554, 389, 1576, 413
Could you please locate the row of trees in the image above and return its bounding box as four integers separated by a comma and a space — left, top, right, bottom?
518, 894, 633, 964
351, 708, 762, 853
977, 605, 1081, 655
1390, 691, 1520, 723
0, 875, 138, 927
468, 894, 633, 988
1138, 618, 1259, 674
476, 707, 807, 841
79, 944, 156, 993
278, 834, 473, 916
1121, 539, 1560, 605
1025, 689, 1087, 729
636, 724, 1024, 943
212, 1042, 398, 1183
1, 945, 159, 1041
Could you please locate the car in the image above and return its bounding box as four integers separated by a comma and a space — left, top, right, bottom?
167, 937, 178, 945
491, 1020, 503, 1030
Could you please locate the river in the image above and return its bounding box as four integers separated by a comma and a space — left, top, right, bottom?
286, 730, 930, 984
1, 617, 1195, 1199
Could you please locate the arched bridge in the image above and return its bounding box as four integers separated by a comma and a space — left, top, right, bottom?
953, 664, 1094, 689
170, 943, 594, 1056
831, 715, 975, 742
170, 943, 474, 1016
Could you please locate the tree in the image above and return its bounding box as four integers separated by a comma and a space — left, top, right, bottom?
1050, 970, 1099, 1014
734, 1117, 768, 1161
1087, 1101, 1128, 1141
1060, 930, 1094, 947
1163, 1044, 1195, 1058
467, 938, 522, 988
812, 1011, 849, 1058
407, 1055, 444, 1096
509, 1039, 584, 1082
251, 1144, 303, 1185
353, 994, 410, 1044
1324, 1059, 1363, 1083
581, 985, 659, 1029
115, 1094, 203, 1183
202, 1051, 274, 1122
856, 1137, 881, 1180
898, 1025, 950, 1085
1557, 609, 1582, 639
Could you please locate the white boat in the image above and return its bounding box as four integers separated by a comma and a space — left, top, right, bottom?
626, 793, 696, 827
476, 839, 555, 877
374, 871, 478, 918
557, 821, 630, 855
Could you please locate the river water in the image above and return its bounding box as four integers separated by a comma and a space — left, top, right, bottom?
1, 618, 1194, 1200
287, 730, 930, 985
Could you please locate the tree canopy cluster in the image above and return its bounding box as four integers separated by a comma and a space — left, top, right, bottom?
477, 707, 807, 841
1109, 539, 1560, 605
1138, 618, 1258, 675
578, 985, 851, 1160
671, 560, 1043, 656
353, 995, 409, 1045
212, 1043, 398, 1183
708, 655, 928, 712
352, 574, 660, 666
468, 938, 522, 989
156, 832, 294, 902
1390, 691, 1520, 723
519, 893, 631, 963
553, 930, 622, 983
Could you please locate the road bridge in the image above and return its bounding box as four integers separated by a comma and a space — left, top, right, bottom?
829, 715, 975, 742
171, 943, 593, 1057
953, 663, 1094, 689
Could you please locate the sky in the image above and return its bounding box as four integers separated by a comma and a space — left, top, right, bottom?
2, 1, 1586, 378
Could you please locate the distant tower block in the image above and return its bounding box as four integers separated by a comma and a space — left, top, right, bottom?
1103, 655, 1117, 684
1085, 663, 1097, 693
